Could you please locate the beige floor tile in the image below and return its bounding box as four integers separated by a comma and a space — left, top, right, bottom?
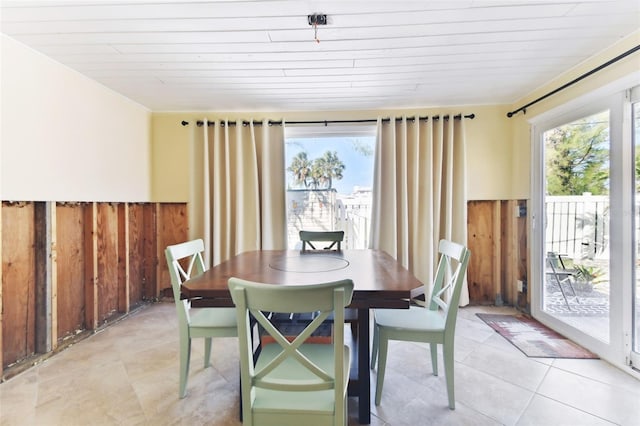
551, 358, 640, 395
2, 302, 639, 426
461, 343, 550, 391
516, 394, 616, 426
454, 315, 496, 343
538, 367, 640, 425
453, 363, 534, 425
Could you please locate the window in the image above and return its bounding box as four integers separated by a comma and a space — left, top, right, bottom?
284, 124, 376, 249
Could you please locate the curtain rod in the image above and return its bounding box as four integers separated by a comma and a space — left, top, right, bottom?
180, 113, 475, 127
507, 44, 640, 118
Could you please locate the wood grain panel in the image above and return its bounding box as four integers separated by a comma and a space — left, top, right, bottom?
142, 204, 157, 299
96, 203, 119, 322
1, 201, 189, 375
1, 202, 36, 367
127, 203, 145, 306
117, 203, 130, 313
34, 202, 56, 353
467, 201, 495, 304
56, 203, 86, 340
500, 201, 513, 304
156, 203, 187, 297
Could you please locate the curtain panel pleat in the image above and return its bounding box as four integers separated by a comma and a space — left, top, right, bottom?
369, 116, 469, 305
191, 119, 286, 268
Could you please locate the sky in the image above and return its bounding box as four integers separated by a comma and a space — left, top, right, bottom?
285, 136, 376, 194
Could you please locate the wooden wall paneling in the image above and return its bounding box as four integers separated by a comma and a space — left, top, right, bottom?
117, 203, 130, 314
49, 204, 58, 350
467, 201, 495, 304
56, 203, 87, 340
143, 204, 157, 299
155, 204, 167, 297
1, 202, 36, 368
501, 201, 517, 305
84, 203, 98, 330
155, 203, 187, 297
34, 202, 56, 354
1, 201, 190, 376
492, 201, 503, 305
127, 203, 145, 306
96, 203, 119, 323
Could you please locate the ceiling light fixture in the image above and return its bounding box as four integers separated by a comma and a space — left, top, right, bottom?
307, 13, 327, 43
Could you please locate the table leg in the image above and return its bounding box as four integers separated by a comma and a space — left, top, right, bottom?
357, 308, 371, 424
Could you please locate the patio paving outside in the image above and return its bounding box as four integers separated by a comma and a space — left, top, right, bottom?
544, 278, 611, 343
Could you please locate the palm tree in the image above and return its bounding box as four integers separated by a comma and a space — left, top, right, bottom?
287, 151, 312, 188
311, 151, 345, 189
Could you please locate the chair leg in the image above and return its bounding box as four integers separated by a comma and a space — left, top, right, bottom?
336, 392, 346, 426
430, 342, 439, 376
344, 394, 348, 426
179, 335, 192, 398
374, 333, 388, 406
443, 340, 455, 410
371, 323, 379, 369
204, 337, 212, 368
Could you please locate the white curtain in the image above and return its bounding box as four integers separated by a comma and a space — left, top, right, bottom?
369, 116, 469, 305
191, 119, 286, 267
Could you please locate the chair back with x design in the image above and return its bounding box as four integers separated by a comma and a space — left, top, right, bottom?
428, 239, 470, 331
229, 277, 354, 426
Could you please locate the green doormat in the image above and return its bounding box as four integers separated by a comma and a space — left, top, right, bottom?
476, 313, 599, 359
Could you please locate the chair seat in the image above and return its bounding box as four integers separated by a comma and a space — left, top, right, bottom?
253, 343, 350, 414
190, 307, 237, 329
374, 306, 445, 332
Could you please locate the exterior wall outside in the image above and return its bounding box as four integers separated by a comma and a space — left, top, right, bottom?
1, 35, 152, 202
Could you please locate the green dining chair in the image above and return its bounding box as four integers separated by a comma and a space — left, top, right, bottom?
299, 230, 345, 251
165, 239, 237, 399
228, 277, 354, 426
296, 229, 354, 334
371, 239, 470, 409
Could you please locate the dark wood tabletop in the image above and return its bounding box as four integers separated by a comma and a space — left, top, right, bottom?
181, 249, 424, 424
181, 249, 425, 308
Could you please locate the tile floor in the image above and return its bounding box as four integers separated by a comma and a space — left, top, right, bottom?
1, 302, 639, 426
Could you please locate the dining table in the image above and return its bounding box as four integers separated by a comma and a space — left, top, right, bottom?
181, 249, 424, 425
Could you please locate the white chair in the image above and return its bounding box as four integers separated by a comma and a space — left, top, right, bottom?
229, 277, 354, 426
165, 239, 237, 398
371, 239, 471, 409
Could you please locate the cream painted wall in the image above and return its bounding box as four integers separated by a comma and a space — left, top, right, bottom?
508, 30, 640, 199
1, 35, 152, 202
152, 105, 513, 202
151, 114, 193, 202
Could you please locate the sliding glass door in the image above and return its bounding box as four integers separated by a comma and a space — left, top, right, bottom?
532, 86, 638, 374
632, 92, 640, 369
541, 110, 611, 343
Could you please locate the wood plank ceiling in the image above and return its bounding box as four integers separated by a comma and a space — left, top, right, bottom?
1, 1, 638, 112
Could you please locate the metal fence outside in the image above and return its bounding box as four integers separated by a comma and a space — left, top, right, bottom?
545, 194, 609, 261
